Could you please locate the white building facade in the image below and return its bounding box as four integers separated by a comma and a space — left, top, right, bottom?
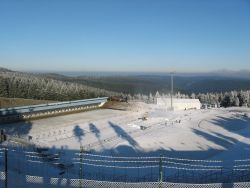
156, 98, 201, 110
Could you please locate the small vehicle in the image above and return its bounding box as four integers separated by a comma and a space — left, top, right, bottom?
109, 96, 128, 102
243, 113, 249, 118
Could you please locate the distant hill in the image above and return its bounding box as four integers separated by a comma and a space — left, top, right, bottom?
47, 70, 250, 94
67, 75, 250, 95
1, 67, 250, 101
209, 69, 250, 79
0, 67, 13, 73
0, 68, 119, 101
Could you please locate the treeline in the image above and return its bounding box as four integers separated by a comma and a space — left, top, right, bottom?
127, 90, 250, 108
127, 91, 191, 103
196, 90, 250, 107
0, 71, 119, 101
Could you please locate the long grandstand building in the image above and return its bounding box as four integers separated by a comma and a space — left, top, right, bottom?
0, 97, 108, 123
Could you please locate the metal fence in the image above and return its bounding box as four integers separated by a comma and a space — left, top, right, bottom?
1, 146, 250, 187
1, 172, 250, 188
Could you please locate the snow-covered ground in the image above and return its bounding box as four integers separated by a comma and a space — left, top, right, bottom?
0, 103, 250, 184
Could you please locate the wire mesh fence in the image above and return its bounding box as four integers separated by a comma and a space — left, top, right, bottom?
1, 173, 250, 188
1, 146, 250, 187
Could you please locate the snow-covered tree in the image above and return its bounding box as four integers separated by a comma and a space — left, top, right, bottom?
191, 93, 196, 99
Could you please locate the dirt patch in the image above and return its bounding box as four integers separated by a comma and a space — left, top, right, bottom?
0, 97, 56, 108
102, 101, 130, 111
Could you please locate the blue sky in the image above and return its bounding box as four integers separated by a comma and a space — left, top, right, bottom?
0, 0, 250, 72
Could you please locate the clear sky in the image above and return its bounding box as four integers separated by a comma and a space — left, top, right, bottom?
0, 0, 250, 72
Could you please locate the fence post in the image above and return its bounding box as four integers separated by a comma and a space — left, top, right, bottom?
79, 145, 84, 188
0, 130, 3, 143
4, 147, 8, 188
158, 154, 163, 187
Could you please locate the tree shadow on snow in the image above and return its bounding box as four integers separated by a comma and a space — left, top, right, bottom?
0, 108, 33, 137
73, 125, 85, 143
191, 114, 250, 186
89, 123, 100, 138
209, 115, 250, 133
108, 121, 139, 148
192, 128, 236, 150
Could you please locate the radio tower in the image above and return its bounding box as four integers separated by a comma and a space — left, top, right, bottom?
170, 72, 174, 110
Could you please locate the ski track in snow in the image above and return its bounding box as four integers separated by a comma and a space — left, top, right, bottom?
1, 104, 250, 183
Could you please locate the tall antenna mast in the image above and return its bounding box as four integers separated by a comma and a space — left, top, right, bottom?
170, 72, 174, 110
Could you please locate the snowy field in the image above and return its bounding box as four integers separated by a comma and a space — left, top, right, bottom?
1, 103, 250, 184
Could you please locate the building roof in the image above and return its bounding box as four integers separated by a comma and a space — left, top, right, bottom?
0, 97, 108, 116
